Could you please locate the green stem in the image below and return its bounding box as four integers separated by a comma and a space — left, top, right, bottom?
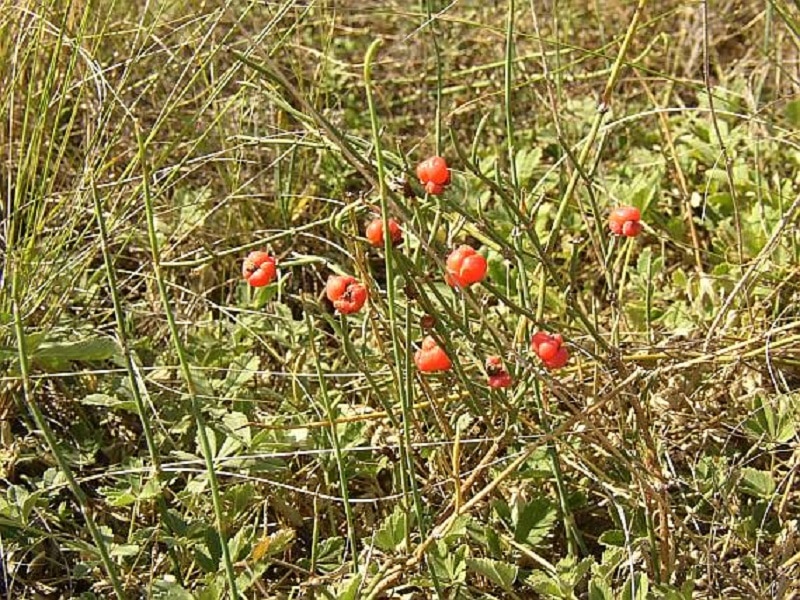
537, 0, 647, 317
89, 180, 161, 473
425, 0, 444, 154
89, 179, 186, 584
135, 125, 239, 598
11, 269, 127, 599
365, 39, 440, 593
533, 379, 587, 556
504, 0, 519, 195
306, 313, 358, 569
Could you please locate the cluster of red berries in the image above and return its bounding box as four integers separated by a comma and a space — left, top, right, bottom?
485, 355, 512, 389
242, 156, 645, 387
416, 155, 451, 196
608, 205, 642, 238
325, 275, 367, 314
444, 245, 487, 288
530, 332, 569, 370
365, 217, 403, 247
414, 335, 452, 373
242, 251, 277, 288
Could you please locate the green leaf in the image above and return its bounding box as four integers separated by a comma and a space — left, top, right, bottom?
252, 281, 279, 309
786, 99, 800, 127
589, 579, 614, 600
430, 540, 467, 585
558, 556, 594, 588
218, 411, 251, 458
198, 426, 218, 458
196, 581, 222, 600
486, 249, 516, 296
515, 147, 542, 187
34, 336, 121, 362
336, 575, 362, 600
597, 530, 626, 547
235, 559, 270, 595
744, 395, 797, 444
374, 506, 408, 552
223, 354, 261, 397
194, 546, 217, 573
466, 557, 517, 591
204, 527, 222, 567
101, 486, 137, 508
80, 393, 138, 414
621, 572, 649, 600
308, 536, 344, 573
740, 468, 776, 499
151, 580, 194, 600
593, 547, 625, 581
442, 514, 470, 544
228, 524, 252, 562
513, 497, 557, 547
525, 570, 564, 598
139, 477, 163, 501
110, 543, 139, 558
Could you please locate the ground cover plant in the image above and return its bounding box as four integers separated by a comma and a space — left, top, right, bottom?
1, 0, 800, 598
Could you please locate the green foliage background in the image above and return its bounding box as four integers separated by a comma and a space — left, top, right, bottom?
1, 1, 799, 598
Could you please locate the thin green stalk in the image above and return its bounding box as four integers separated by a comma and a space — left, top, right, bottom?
10, 270, 127, 599
365, 39, 443, 595
612, 237, 635, 346
538, 0, 647, 317
337, 312, 411, 546
135, 126, 239, 598
310, 495, 321, 574
532, 379, 587, 556
305, 313, 358, 569
503, 0, 534, 349
448, 131, 611, 353
645, 249, 654, 344
510, 0, 588, 533
504, 0, 519, 196
365, 38, 424, 522
701, 0, 743, 270
90, 181, 161, 473
89, 180, 186, 584
424, 0, 444, 154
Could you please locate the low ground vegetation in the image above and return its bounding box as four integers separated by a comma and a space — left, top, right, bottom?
1, 1, 800, 598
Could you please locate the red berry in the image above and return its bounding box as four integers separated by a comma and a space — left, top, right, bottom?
242, 251, 277, 287
425, 181, 446, 195
414, 336, 452, 373
537, 341, 559, 361
325, 275, 367, 315
609, 206, 642, 237
365, 218, 403, 247
531, 332, 569, 370
445, 245, 487, 288
489, 372, 513, 388
485, 355, 512, 388
416, 156, 450, 195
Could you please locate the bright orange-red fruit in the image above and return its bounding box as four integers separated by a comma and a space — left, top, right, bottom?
531, 332, 569, 370
609, 206, 642, 237
365, 218, 403, 247
425, 181, 446, 195
326, 275, 367, 314
445, 245, 487, 288
486, 355, 512, 389
414, 336, 452, 373
242, 251, 277, 287
416, 156, 450, 195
